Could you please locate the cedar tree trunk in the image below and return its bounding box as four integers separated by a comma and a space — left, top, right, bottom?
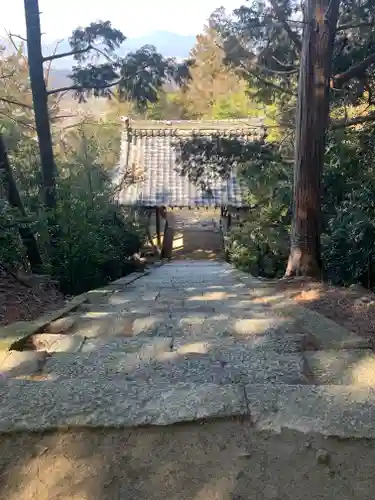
285, 0, 340, 277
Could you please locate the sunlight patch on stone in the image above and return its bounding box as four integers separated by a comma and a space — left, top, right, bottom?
176, 342, 208, 355
350, 357, 375, 387
188, 291, 237, 301
233, 318, 284, 335
81, 311, 112, 318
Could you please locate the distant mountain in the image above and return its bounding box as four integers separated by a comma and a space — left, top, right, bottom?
2, 30, 196, 92
48, 68, 72, 89
122, 31, 196, 59
42, 31, 196, 70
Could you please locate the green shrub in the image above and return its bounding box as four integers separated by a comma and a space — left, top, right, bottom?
0, 120, 146, 295
228, 206, 290, 278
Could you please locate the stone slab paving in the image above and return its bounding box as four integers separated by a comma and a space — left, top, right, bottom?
246, 384, 375, 438
2, 378, 375, 437
305, 349, 375, 386
2, 261, 375, 438
173, 333, 309, 354
222, 264, 371, 350
0, 379, 247, 432
44, 348, 306, 385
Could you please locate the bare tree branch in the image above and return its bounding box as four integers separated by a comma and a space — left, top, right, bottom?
46, 78, 122, 95
0, 110, 35, 130
42, 45, 92, 62
214, 42, 297, 96
334, 52, 375, 87
336, 21, 375, 31
90, 46, 118, 64
0, 96, 33, 109
0, 70, 16, 79
9, 33, 27, 42
240, 63, 297, 96
45, 40, 63, 87
50, 114, 79, 122
330, 111, 375, 129
260, 64, 299, 75
271, 55, 297, 71
6, 31, 29, 65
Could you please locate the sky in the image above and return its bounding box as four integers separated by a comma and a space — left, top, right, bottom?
2, 0, 243, 40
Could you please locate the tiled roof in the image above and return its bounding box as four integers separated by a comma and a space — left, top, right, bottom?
114, 119, 266, 208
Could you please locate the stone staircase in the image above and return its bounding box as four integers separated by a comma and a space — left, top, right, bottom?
1, 261, 375, 438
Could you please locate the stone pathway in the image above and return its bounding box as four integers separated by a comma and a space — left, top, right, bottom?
1, 261, 375, 437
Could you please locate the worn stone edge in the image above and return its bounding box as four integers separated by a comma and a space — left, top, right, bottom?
246, 383, 375, 439
0, 381, 247, 433
1, 381, 375, 438
223, 263, 370, 350
0, 296, 88, 351
0, 259, 167, 351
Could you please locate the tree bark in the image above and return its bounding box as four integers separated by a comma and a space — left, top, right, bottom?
24, 0, 60, 271
0, 134, 44, 273
24, 0, 57, 215
285, 0, 340, 277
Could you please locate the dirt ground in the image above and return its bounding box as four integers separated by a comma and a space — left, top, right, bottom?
274, 278, 375, 344
0, 266, 64, 326
0, 419, 374, 500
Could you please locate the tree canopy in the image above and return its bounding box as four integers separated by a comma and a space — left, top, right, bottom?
210, 0, 375, 129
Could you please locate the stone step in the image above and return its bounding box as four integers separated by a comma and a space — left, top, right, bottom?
42, 347, 307, 386
304, 349, 375, 386
246, 383, 375, 438
29, 333, 85, 354
81, 336, 173, 354
0, 350, 48, 378
172, 333, 308, 354
75, 332, 308, 355
77, 300, 272, 318
80, 332, 308, 355
0, 379, 247, 432
67, 307, 306, 340
1, 379, 375, 438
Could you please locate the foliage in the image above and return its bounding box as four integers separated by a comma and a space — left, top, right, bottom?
321, 125, 375, 287
174, 132, 291, 276
5, 4, 375, 293
211, 0, 375, 123
229, 208, 290, 277
0, 48, 146, 294
145, 91, 190, 120
210, 90, 260, 119
54, 121, 146, 293
69, 22, 191, 108
0, 201, 27, 268
54, 140, 144, 294
190, 0, 375, 282
176, 24, 260, 119
118, 46, 177, 108
223, 123, 375, 286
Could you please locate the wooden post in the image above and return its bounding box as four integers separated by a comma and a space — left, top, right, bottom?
227, 211, 232, 231
155, 207, 161, 248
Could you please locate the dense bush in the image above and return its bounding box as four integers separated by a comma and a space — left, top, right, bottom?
0, 120, 146, 295
227, 123, 375, 288
229, 208, 290, 278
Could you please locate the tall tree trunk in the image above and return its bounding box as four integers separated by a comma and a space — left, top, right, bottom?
24, 0, 56, 213
24, 0, 60, 271
285, 0, 340, 277
0, 134, 44, 273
